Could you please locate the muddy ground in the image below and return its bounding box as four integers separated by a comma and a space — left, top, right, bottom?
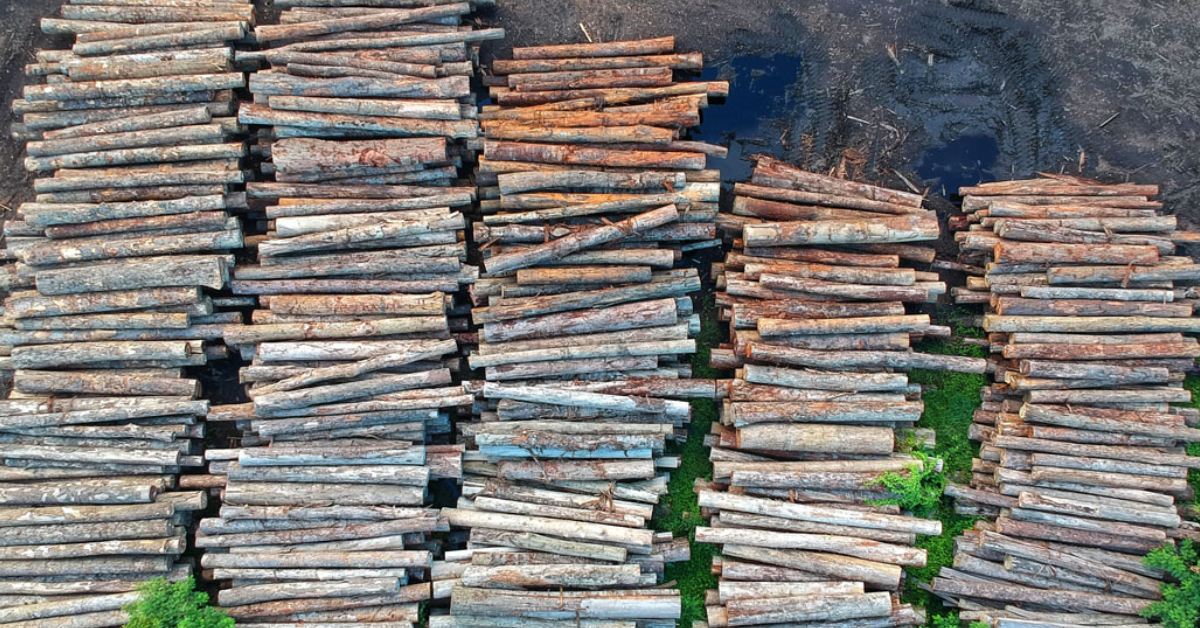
2, 0, 1199, 222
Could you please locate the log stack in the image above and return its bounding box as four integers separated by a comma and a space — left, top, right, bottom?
2, 0, 254, 367
0, 399, 210, 628
191, 0, 501, 622
195, 295, 469, 623
232, 0, 505, 303
0, 3, 253, 626
934, 174, 1200, 624
696, 158, 991, 628
434, 36, 730, 628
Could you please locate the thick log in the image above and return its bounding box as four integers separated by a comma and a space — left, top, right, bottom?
459, 564, 643, 589
21, 195, 226, 227
442, 508, 653, 548
930, 577, 1148, 615
482, 382, 690, 418
743, 215, 939, 247
0, 591, 141, 624
727, 401, 922, 425
486, 142, 704, 170
24, 73, 244, 102
512, 37, 675, 60
35, 255, 228, 295
697, 491, 940, 535
735, 424, 895, 454
723, 590, 892, 626
218, 578, 400, 607
201, 551, 430, 570
696, 526, 924, 566
448, 587, 679, 620
747, 343, 988, 374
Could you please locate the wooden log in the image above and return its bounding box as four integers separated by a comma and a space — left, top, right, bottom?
985, 314, 1200, 334
695, 526, 924, 566
34, 255, 227, 295
930, 577, 1148, 615
1019, 404, 1200, 440
1047, 264, 1200, 285
697, 491, 939, 535
442, 508, 653, 548
201, 551, 430, 570
72, 25, 247, 56
993, 242, 1159, 265
448, 587, 679, 620
482, 382, 690, 418
27, 123, 233, 158
485, 142, 704, 170
24, 73, 244, 102
742, 261, 916, 286
743, 215, 939, 247
512, 37, 676, 60
741, 364, 908, 392
735, 424, 895, 454
747, 343, 988, 374
14, 370, 198, 397
268, 96, 465, 121
994, 297, 1190, 318
223, 482, 424, 507
473, 274, 700, 323
256, 4, 470, 42
486, 123, 674, 145
485, 205, 677, 273
758, 314, 931, 337
459, 564, 643, 589
0, 591, 140, 624
727, 401, 922, 425
715, 580, 864, 603
497, 459, 657, 482
218, 578, 401, 607
21, 195, 227, 227
722, 590, 892, 626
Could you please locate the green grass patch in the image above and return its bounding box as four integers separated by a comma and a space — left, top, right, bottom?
655, 296, 721, 627
905, 333, 988, 625
1140, 539, 1200, 628
123, 577, 232, 628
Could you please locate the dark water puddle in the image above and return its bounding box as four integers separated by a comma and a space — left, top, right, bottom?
917, 133, 999, 198
695, 54, 802, 186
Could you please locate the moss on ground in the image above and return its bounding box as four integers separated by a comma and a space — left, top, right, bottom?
1181, 377, 1200, 515
905, 333, 988, 625
655, 296, 721, 628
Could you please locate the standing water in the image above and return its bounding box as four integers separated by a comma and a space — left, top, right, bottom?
694, 54, 802, 187
917, 133, 999, 198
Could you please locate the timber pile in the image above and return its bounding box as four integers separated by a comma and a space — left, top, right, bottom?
192, 0, 502, 621
195, 295, 468, 623
433, 36, 730, 628
696, 158, 991, 628
933, 174, 1200, 624
232, 0, 505, 301
0, 2, 252, 626
474, 34, 726, 314
0, 468, 206, 628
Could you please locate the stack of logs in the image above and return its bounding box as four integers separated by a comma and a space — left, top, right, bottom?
188, 0, 501, 622
0, 3, 252, 627
933, 175, 1200, 624
433, 36, 730, 628
232, 0, 505, 301
697, 158, 990, 628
